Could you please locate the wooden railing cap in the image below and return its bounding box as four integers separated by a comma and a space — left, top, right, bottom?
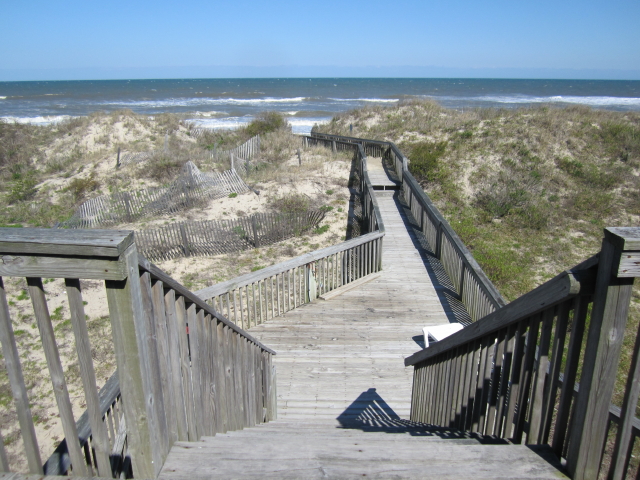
606, 227, 640, 251
0, 227, 134, 257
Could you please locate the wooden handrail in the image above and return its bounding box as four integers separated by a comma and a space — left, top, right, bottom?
405, 227, 640, 480
405, 255, 599, 366
43, 371, 123, 476
0, 228, 277, 478
399, 171, 505, 310
310, 132, 505, 320
140, 256, 276, 355
196, 231, 384, 301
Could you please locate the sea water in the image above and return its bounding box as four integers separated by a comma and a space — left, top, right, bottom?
1, 78, 639, 134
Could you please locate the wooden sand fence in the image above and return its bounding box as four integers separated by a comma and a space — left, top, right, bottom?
117, 134, 261, 168
135, 210, 326, 262
60, 162, 249, 229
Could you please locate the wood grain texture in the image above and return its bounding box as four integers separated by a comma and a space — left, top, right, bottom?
405, 263, 597, 366
28, 277, 89, 477
0, 255, 127, 280
238, 192, 453, 424
65, 278, 111, 477
0, 228, 133, 257
0, 278, 42, 474
567, 234, 636, 479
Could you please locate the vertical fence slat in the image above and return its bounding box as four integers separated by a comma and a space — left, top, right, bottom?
65, 278, 111, 477
27, 277, 89, 477
164, 290, 189, 442
0, 277, 42, 474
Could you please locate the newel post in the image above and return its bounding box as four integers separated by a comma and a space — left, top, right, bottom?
566, 227, 639, 479
106, 237, 167, 478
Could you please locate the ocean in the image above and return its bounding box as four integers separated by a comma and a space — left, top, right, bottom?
1, 78, 639, 134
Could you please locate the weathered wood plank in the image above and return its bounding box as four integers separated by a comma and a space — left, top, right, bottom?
0, 255, 127, 280
0, 228, 133, 257
65, 278, 111, 477
0, 277, 42, 474
28, 277, 89, 476
405, 263, 597, 366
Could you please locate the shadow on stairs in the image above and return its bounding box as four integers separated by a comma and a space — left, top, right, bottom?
158, 388, 569, 479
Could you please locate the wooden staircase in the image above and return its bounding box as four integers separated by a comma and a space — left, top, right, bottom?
159, 420, 568, 479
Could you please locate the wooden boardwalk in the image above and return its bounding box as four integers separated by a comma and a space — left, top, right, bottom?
247, 189, 464, 422
366, 155, 399, 189
158, 157, 568, 479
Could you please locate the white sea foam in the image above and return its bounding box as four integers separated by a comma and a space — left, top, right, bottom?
99, 97, 308, 108
434, 94, 640, 107
0, 115, 72, 125
188, 116, 330, 135
287, 117, 330, 134
188, 117, 251, 130
0, 96, 6, 100
329, 98, 399, 103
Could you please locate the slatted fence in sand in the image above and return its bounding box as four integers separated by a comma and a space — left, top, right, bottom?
135, 210, 326, 262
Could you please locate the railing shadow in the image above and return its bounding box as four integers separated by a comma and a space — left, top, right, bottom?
392, 191, 472, 326
336, 388, 506, 443
346, 149, 363, 240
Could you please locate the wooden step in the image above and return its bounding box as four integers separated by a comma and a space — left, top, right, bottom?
159, 421, 568, 480
318, 273, 382, 300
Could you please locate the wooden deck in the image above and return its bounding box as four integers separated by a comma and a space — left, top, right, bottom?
158, 158, 567, 479
366, 155, 399, 189
246, 190, 464, 422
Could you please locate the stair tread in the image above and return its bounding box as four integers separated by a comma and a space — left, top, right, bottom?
159, 421, 567, 480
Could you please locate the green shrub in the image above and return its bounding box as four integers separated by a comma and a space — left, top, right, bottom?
600, 122, 640, 162
314, 225, 330, 235
228, 192, 238, 198
268, 194, 309, 214
557, 157, 584, 177
66, 173, 100, 203
7, 174, 37, 203
408, 141, 448, 183
245, 112, 289, 137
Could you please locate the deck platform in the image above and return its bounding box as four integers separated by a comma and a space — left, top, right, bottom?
245, 190, 466, 422
158, 156, 567, 479
366, 156, 399, 189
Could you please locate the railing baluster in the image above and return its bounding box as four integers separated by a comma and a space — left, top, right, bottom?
215, 320, 228, 433
528, 308, 555, 443
28, 277, 90, 477
65, 278, 111, 477
495, 323, 518, 438
0, 277, 42, 474
164, 289, 189, 441
177, 296, 198, 441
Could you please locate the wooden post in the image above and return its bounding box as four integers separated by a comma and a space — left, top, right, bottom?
332, 140, 337, 153
566, 227, 638, 480
297, 148, 302, 166
231, 153, 235, 171
164, 133, 169, 153
179, 224, 191, 257
105, 243, 164, 478
123, 192, 133, 222
116, 147, 121, 169
252, 216, 260, 247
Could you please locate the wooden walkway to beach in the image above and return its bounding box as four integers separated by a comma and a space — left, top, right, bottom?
242, 189, 457, 422
158, 158, 567, 479
366, 155, 398, 190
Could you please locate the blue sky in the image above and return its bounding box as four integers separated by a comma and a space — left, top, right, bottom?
1, 0, 639, 80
